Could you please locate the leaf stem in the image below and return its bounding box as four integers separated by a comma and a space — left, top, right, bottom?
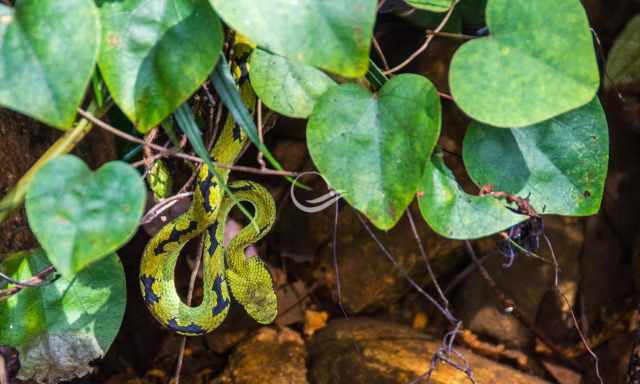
383, 0, 461, 75
0, 265, 56, 300
77, 108, 298, 177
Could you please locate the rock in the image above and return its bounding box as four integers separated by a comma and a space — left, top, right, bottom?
540, 360, 581, 384
308, 318, 551, 384
454, 216, 584, 348
312, 203, 463, 314
215, 327, 307, 384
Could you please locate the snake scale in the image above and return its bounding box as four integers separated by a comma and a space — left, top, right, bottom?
139, 39, 277, 335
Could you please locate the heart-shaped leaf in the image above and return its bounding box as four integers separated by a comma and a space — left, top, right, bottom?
25, 155, 146, 277
97, 0, 223, 132
210, 0, 377, 78
449, 0, 599, 128
418, 152, 525, 239
0, 249, 125, 383
405, 0, 453, 12
463, 98, 608, 216
307, 74, 441, 230
0, 0, 99, 129
605, 15, 640, 90
250, 49, 337, 119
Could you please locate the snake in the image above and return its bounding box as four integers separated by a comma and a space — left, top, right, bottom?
139, 38, 278, 336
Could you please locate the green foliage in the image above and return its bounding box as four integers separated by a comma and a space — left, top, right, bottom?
605, 15, 640, 90
418, 153, 524, 239
210, 57, 286, 173
307, 74, 441, 230
210, 0, 377, 78
0, 250, 125, 383
0, 0, 99, 129
250, 49, 337, 118
405, 0, 453, 12
148, 160, 173, 200
25, 155, 145, 277
449, 0, 599, 128
0, 0, 612, 378
463, 98, 608, 216
97, 0, 223, 132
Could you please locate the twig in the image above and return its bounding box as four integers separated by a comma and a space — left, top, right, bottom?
426, 30, 475, 41
463, 240, 581, 370
406, 210, 449, 309
438, 92, 454, 101
333, 203, 349, 319
355, 211, 458, 324
0, 265, 56, 300
372, 37, 390, 71
141, 192, 194, 225
173, 233, 205, 384
256, 100, 267, 170
384, 0, 460, 75
77, 108, 299, 177
543, 234, 603, 384
143, 127, 159, 172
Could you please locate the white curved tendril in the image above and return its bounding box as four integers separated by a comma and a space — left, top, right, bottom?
290, 171, 345, 213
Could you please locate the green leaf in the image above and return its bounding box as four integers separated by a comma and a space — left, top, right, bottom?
0, 250, 125, 383
307, 74, 441, 230
0, 0, 99, 129
25, 155, 146, 277
209, 0, 377, 78
249, 49, 336, 119
449, 0, 599, 128
366, 58, 388, 90
210, 57, 288, 175
97, 0, 223, 132
463, 98, 608, 216
405, 0, 453, 12
418, 152, 524, 239
605, 15, 640, 90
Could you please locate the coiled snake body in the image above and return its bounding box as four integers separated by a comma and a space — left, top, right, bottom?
139, 43, 277, 335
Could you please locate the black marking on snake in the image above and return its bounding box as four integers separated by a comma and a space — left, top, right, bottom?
140, 275, 160, 304
206, 222, 220, 256
199, 174, 217, 212
211, 274, 230, 316
229, 184, 255, 192
166, 319, 205, 335
232, 123, 242, 141
153, 220, 198, 254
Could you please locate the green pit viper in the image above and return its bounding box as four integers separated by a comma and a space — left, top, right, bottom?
139, 39, 277, 335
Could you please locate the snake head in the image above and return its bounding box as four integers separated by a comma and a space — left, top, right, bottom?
226, 261, 277, 324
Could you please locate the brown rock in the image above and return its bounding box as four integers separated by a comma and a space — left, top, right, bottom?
308, 318, 551, 384
313, 203, 463, 314
215, 327, 307, 384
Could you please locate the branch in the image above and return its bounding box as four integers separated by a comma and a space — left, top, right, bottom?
77, 108, 299, 177
384, 0, 461, 75
0, 265, 56, 300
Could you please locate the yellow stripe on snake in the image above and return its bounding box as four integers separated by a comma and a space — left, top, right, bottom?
139, 40, 277, 335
